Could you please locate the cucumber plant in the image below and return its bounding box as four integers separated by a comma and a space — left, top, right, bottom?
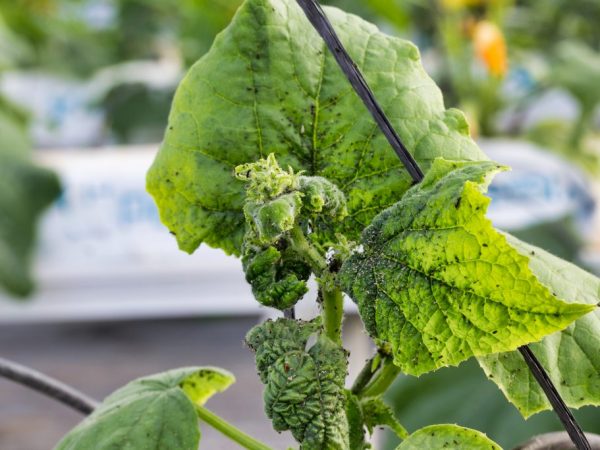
53, 0, 600, 448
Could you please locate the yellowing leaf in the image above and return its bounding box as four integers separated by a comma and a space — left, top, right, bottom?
246, 318, 349, 449
340, 159, 593, 376
479, 236, 600, 417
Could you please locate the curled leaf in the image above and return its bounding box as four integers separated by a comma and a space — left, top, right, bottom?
246, 318, 349, 449
244, 192, 303, 244
242, 244, 310, 309
345, 391, 367, 450
362, 396, 408, 440
239, 155, 344, 309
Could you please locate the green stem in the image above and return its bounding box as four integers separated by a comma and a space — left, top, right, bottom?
321, 286, 344, 345
351, 354, 380, 395
196, 405, 274, 450
288, 225, 343, 344
359, 356, 401, 398
288, 225, 328, 276
569, 106, 593, 151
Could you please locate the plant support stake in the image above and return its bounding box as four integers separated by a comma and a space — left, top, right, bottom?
0, 357, 98, 415
294, 1, 591, 448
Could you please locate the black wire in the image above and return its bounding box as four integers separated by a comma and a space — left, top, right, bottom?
295, 0, 424, 184
0, 357, 98, 415
519, 346, 591, 450
294, 1, 591, 449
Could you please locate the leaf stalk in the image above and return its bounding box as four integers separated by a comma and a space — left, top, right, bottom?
196, 405, 274, 450
358, 356, 401, 398
321, 286, 344, 345
288, 225, 328, 276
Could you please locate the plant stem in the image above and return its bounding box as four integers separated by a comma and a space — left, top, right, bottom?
0, 357, 98, 415
351, 354, 380, 395
321, 286, 344, 345
569, 105, 593, 151
359, 356, 401, 398
288, 225, 344, 344
288, 225, 328, 276
196, 405, 274, 450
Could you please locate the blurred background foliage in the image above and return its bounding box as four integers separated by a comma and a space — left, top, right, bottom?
0, 10, 61, 299
1, 0, 599, 448
2, 0, 599, 164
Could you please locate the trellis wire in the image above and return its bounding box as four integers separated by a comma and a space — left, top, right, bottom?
0, 357, 98, 415
294, 0, 591, 449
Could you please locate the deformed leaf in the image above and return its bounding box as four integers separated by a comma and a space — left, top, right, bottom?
246, 318, 349, 449
55, 367, 234, 450
361, 396, 408, 440
396, 424, 502, 450
242, 244, 311, 309
146, 0, 486, 256
340, 158, 593, 376
343, 392, 408, 449
239, 154, 345, 309
345, 391, 367, 450
479, 236, 600, 417
0, 110, 60, 297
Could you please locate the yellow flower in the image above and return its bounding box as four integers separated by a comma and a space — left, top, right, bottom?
473, 21, 508, 77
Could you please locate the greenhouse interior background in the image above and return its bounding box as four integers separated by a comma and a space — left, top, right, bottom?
1, 0, 599, 449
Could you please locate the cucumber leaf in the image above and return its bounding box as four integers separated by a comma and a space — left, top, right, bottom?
479, 236, 600, 417
396, 424, 502, 450
340, 159, 593, 376
246, 318, 349, 449
361, 396, 408, 440
237, 154, 346, 309
344, 392, 408, 449
0, 110, 60, 297
146, 0, 486, 256
345, 391, 367, 450
55, 367, 234, 450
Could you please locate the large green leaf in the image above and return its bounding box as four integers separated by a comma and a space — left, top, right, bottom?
340, 159, 593, 376
479, 236, 600, 417
0, 111, 60, 297
146, 0, 486, 256
396, 424, 502, 450
55, 367, 234, 450
246, 318, 349, 449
